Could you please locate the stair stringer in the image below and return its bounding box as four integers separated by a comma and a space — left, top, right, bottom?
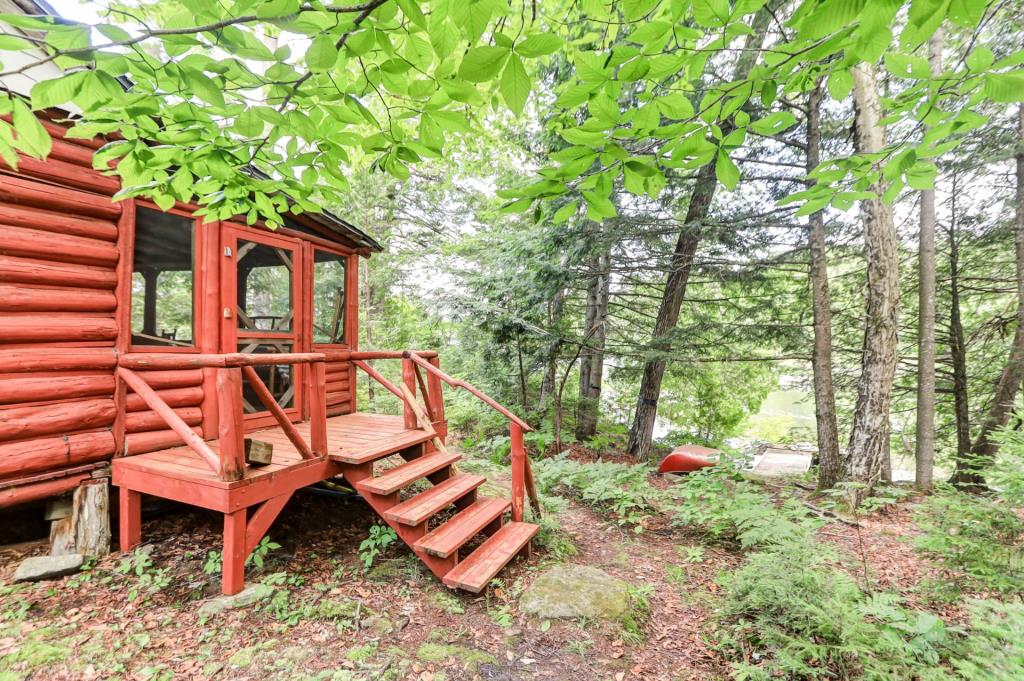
338, 460, 459, 579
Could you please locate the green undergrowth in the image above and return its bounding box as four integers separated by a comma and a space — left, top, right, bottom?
530, 436, 1024, 680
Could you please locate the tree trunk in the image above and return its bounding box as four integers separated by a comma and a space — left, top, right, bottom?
955, 104, 1024, 485
807, 83, 843, 490
538, 288, 566, 416
576, 250, 610, 441
626, 6, 774, 460
915, 30, 943, 491
846, 63, 901, 507
948, 188, 972, 464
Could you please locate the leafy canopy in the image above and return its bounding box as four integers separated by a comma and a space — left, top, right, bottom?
0, 0, 1018, 224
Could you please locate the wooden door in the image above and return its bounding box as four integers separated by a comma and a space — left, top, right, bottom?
220, 226, 305, 428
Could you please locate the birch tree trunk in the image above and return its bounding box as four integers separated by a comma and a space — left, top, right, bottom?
915, 30, 943, 491
954, 104, 1024, 486
846, 63, 901, 506
576, 250, 610, 441
626, 5, 774, 460
806, 83, 843, 490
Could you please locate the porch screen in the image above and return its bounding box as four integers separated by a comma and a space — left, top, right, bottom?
312, 250, 347, 344
130, 208, 195, 346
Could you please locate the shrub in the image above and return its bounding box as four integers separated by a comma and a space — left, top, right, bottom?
717, 539, 954, 681
951, 599, 1024, 679
664, 460, 816, 549
532, 454, 657, 528
913, 487, 1024, 594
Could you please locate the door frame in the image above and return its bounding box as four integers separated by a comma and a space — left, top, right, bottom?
219, 223, 306, 430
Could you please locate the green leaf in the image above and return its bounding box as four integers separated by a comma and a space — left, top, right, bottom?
750, 111, 798, 136
12, 98, 51, 159
948, 0, 986, 27
553, 200, 578, 224
306, 34, 338, 72
30, 72, 88, 110
692, 0, 731, 28
515, 33, 563, 58
256, 0, 300, 19
714, 151, 739, 190
885, 51, 931, 79
983, 71, 1024, 102
582, 189, 616, 219
458, 46, 509, 83
500, 53, 530, 115
827, 69, 854, 100
0, 34, 32, 50
966, 46, 993, 72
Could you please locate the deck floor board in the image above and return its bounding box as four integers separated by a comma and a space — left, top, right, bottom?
114, 412, 431, 490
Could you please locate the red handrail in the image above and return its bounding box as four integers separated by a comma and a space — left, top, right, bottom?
117, 352, 328, 481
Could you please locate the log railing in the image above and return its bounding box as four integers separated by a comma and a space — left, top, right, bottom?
351, 349, 540, 521
117, 352, 328, 482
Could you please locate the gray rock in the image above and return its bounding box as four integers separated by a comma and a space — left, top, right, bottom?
198, 583, 273, 617
14, 553, 84, 582
520, 565, 629, 619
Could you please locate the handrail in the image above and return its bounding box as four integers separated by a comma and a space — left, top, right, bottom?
117, 352, 328, 480
119, 352, 326, 370
352, 360, 404, 401
405, 351, 533, 432
403, 351, 539, 520
117, 367, 224, 476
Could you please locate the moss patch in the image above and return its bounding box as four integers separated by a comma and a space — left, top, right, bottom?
415, 643, 496, 671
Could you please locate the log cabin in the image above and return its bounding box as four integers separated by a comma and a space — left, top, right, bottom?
0, 110, 539, 594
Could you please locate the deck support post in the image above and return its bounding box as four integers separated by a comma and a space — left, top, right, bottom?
216, 368, 246, 481
427, 356, 447, 442
401, 357, 417, 430
223, 509, 247, 595
118, 486, 141, 552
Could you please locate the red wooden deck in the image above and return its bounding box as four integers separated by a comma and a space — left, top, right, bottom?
112, 412, 432, 512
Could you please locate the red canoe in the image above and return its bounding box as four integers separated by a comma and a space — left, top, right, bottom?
658, 444, 719, 474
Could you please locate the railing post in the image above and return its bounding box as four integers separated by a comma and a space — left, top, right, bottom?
402, 357, 417, 430
427, 355, 447, 442
216, 367, 245, 481
309, 361, 327, 457
510, 422, 525, 523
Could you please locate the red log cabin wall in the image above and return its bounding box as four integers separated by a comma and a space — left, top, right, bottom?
0, 118, 361, 505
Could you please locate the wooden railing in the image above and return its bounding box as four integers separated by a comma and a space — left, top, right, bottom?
350, 349, 540, 521
117, 352, 328, 482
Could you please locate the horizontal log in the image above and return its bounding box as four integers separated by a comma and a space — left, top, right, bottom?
0, 398, 116, 442
38, 118, 106, 151
0, 284, 117, 313
125, 407, 202, 433
125, 386, 203, 412
326, 379, 350, 394
0, 316, 118, 344
0, 224, 119, 267
7, 155, 120, 195
0, 172, 120, 218
118, 352, 326, 370
0, 255, 118, 289
0, 431, 114, 479
326, 364, 351, 377
0, 202, 118, 241
135, 369, 204, 390
125, 426, 204, 456
0, 374, 115, 405
42, 134, 99, 167
0, 473, 90, 509
0, 348, 116, 373
326, 391, 352, 407
339, 350, 439, 361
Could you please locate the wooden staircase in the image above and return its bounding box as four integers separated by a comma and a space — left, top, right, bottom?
335, 442, 538, 593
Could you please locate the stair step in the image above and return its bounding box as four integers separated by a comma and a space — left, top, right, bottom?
414, 497, 511, 558
384, 474, 485, 526
442, 521, 538, 593
357, 450, 461, 496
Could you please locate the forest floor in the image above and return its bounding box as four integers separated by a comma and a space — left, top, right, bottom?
0, 460, 946, 681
